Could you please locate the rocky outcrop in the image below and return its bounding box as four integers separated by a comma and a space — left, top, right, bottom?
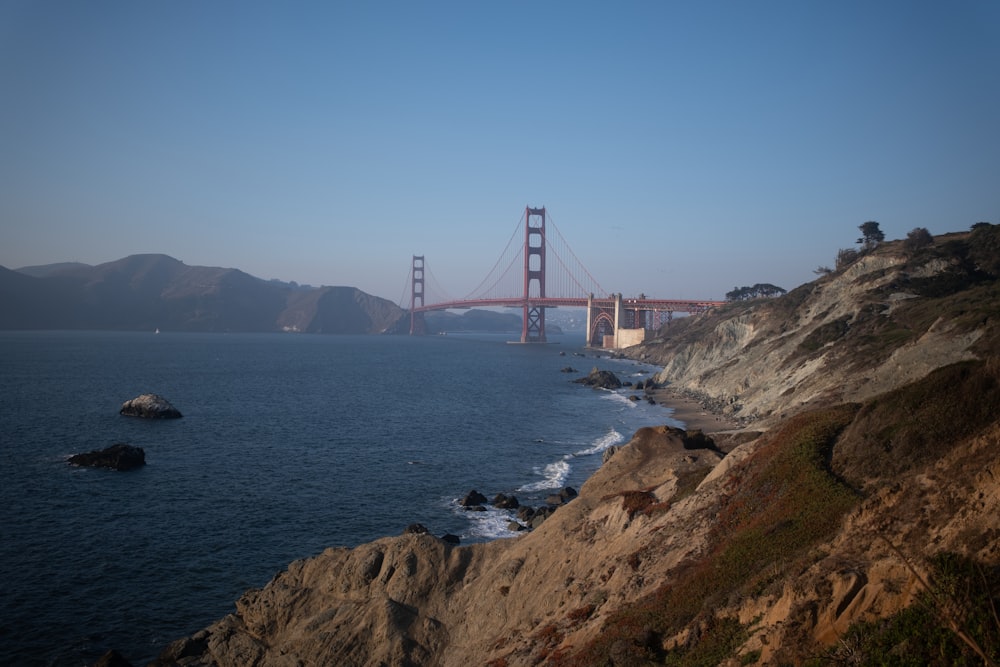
68, 443, 145, 471
634, 230, 1000, 425
573, 367, 623, 389
154, 426, 726, 666
119, 394, 182, 419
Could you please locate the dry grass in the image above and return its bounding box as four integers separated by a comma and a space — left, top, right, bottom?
557, 405, 860, 666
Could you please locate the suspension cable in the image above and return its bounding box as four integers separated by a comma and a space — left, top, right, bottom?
546, 212, 609, 297
462, 210, 526, 300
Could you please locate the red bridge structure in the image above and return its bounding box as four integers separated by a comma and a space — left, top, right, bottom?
405, 206, 724, 348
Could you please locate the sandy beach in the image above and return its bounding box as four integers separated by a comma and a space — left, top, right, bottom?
651, 387, 740, 433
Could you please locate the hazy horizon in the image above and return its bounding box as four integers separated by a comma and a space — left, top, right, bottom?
3, 1, 998, 302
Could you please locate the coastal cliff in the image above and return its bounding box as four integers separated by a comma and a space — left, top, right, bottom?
154, 226, 1000, 666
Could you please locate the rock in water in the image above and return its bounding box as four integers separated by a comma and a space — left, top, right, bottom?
120, 393, 182, 419
573, 367, 623, 389
69, 443, 146, 471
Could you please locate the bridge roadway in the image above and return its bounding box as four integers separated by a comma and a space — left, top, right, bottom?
410, 296, 722, 313
412, 295, 724, 347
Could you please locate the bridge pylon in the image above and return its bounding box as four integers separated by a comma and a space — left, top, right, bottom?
521, 206, 546, 343
409, 255, 427, 335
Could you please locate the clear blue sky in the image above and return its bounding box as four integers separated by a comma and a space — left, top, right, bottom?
2, 1, 998, 303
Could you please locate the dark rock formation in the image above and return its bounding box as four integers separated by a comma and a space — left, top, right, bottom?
120, 393, 182, 419
459, 490, 488, 507
492, 493, 519, 509
93, 649, 134, 667
573, 367, 623, 389
529, 506, 555, 528
68, 443, 146, 471
404, 523, 429, 535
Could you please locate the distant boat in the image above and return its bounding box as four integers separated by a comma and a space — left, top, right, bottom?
154, 328, 160, 334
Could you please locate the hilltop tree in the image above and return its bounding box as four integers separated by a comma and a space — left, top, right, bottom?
903, 227, 934, 254
726, 283, 787, 301
857, 221, 885, 250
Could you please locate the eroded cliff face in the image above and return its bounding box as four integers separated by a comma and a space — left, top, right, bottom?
638, 238, 991, 425
154, 230, 1000, 666
157, 427, 730, 666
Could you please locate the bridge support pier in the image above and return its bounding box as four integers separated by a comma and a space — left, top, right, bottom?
410, 255, 427, 335
520, 206, 547, 343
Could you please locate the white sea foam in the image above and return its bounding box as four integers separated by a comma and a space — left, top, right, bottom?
450, 501, 521, 540
573, 427, 625, 457
599, 390, 638, 408
517, 427, 624, 492
518, 459, 570, 492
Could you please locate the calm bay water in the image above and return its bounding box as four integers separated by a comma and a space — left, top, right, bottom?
0, 330, 676, 666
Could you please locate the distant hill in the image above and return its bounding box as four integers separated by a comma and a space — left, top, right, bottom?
0, 254, 406, 334
14, 261, 92, 277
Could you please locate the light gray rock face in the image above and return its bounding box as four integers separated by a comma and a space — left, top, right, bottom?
119, 393, 182, 419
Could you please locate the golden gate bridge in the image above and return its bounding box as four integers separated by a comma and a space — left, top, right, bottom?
402, 206, 723, 348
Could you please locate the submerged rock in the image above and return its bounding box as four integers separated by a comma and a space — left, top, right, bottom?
69, 443, 146, 471
120, 393, 182, 419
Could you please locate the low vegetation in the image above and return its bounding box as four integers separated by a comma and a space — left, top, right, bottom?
560, 405, 860, 665
816, 552, 1000, 666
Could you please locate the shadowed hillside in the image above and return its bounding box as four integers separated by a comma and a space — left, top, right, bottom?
0, 254, 406, 334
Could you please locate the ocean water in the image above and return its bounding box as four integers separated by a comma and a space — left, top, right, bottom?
0, 330, 677, 666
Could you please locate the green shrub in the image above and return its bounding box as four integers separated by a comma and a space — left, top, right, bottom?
814, 552, 1000, 666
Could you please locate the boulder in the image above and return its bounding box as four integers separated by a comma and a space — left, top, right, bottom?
529, 507, 554, 528
68, 443, 146, 471
404, 523, 429, 535
573, 367, 623, 389
440, 533, 461, 545
492, 493, 519, 509
94, 649, 134, 667
120, 393, 182, 419
459, 490, 488, 507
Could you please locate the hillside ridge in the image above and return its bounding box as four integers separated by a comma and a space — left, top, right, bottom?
0, 254, 405, 334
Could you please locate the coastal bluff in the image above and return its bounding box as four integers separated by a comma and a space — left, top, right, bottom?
155, 426, 733, 666
153, 401, 1000, 665
153, 226, 1000, 665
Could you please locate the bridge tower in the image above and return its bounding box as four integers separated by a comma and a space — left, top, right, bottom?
409, 255, 427, 335
521, 206, 546, 343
